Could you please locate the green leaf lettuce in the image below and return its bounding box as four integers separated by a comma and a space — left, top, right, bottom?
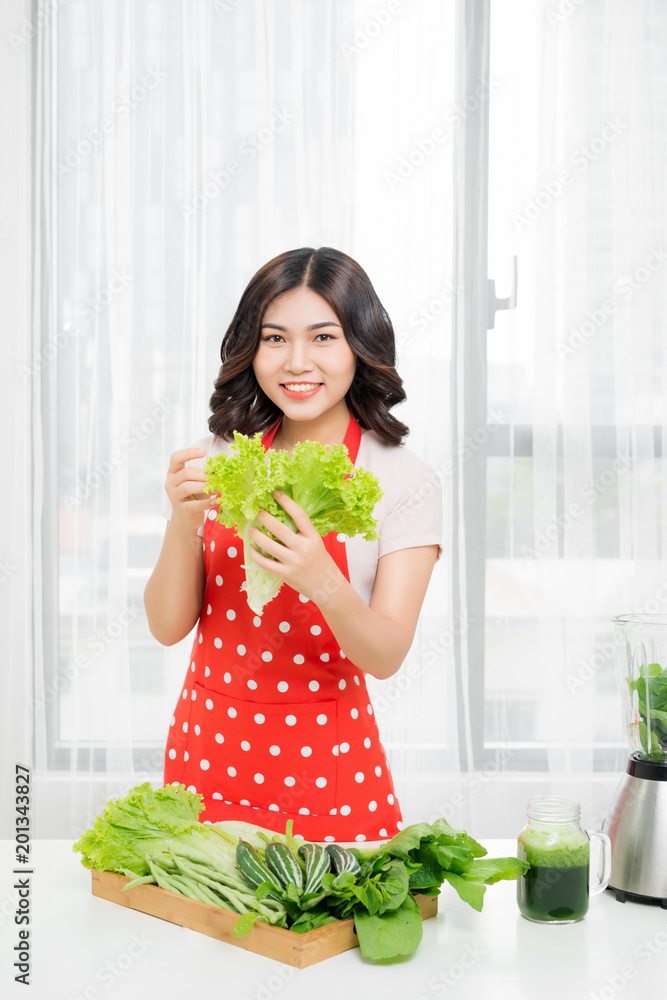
204, 432, 383, 615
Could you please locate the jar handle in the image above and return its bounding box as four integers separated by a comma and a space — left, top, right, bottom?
587, 830, 612, 896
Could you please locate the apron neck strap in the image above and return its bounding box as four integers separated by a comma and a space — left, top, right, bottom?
341, 412, 362, 463
260, 418, 282, 450
260, 411, 362, 464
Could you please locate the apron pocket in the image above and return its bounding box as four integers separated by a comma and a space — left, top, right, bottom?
186, 681, 340, 816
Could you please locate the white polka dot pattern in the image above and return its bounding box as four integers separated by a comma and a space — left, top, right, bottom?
163, 486, 405, 844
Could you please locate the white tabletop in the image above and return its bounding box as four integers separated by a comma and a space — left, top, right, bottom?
1, 839, 666, 1000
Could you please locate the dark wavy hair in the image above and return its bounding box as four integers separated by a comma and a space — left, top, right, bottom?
208, 247, 408, 445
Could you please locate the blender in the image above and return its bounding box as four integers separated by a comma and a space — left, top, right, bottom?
603, 614, 667, 906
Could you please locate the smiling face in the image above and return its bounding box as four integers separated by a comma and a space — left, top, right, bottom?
252, 286, 357, 446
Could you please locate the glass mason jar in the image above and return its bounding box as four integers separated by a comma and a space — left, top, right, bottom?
517, 796, 611, 923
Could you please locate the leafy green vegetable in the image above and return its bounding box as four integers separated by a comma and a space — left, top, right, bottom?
73, 782, 225, 877
74, 784, 529, 963
72, 782, 288, 926
234, 816, 529, 960
359, 819, 529, 929
204, 431, 383, 614
627, 662, 667, 758
353, 893, 424, 961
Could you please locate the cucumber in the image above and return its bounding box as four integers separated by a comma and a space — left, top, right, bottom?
265, 842, 304, 890
298, 843, 332, 895
235, 841, 279, 891
325, 844, 361, 878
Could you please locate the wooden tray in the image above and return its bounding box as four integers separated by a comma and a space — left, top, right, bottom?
91, 869, 438, 968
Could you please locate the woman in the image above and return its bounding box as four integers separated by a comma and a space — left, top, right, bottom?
144, 247, 442, 842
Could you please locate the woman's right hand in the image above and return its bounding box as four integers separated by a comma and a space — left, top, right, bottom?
165, 447, 218, 535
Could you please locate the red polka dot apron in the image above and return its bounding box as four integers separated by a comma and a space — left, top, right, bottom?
163, 413, 403, 843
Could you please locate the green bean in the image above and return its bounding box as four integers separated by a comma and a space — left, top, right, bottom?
122, 873, 158, 891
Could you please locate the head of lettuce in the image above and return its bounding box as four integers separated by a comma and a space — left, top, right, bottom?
203, 432, 383, 615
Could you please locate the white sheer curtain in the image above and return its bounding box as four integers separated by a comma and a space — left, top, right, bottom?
22, 0, 460, 839
484, 0, 667, 831
10, 0, 666, 843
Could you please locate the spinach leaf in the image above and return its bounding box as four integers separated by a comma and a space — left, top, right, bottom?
354, 892, 423, 961
441, 871, 487, 912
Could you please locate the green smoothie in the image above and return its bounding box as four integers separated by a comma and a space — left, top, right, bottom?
517, 827, 590, 922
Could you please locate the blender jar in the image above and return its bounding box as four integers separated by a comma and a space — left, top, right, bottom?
612, 614, 667, 762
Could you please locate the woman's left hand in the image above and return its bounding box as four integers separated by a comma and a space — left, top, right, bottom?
247, 491, 347, 605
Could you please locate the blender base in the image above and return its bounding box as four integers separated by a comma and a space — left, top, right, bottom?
603, 753, 667, 903
606, 884, 667, 908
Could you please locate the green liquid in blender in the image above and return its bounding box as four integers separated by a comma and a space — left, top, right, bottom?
517, 830, 590, 922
